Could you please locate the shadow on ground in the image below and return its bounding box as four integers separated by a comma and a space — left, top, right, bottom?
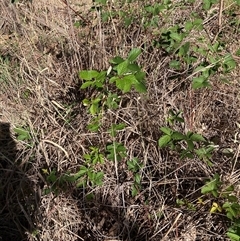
0, 122, 36, 241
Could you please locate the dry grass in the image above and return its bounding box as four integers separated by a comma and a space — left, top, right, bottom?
0, 0, 240, 240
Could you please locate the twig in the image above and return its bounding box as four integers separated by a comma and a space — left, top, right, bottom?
213, 0, 224, 42
60, 0, 91, 24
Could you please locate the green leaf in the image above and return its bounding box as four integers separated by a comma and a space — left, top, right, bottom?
193, 18, 203, 30
134, 79, 147, 93
170, 32, 183, 42
160, 127, 172, 135
74, 166, 88, 179
201, 174, 220, 197
131, 185, 138, 197
117, 60, 129, 75
110, 56, 124, 64
227, 232, 240, 241
134, 173, 141, 185
127, 48, 141, 62
94, 172, 104, 186
87, 117, 101, 132
95, 71, 107, 85
158, 135, 172, 147
127, 158, 141, 172
185, 21, 193, 31
192, 76, 210, 89
178, 42, 190, 56
116, 74, 136, 93
89, 104, 98, 115
169, 60, 180, 69
181, 150, 194, 159
79, 70, 99, 80
14, 127, 31, 141
109, 76, 119, 84
228, 195, 238, 203
81, 81, 94, 89
236, 48, 240, 56
223, 55, 236, 72
172, 131, 185, 140
128, 63, 141, 72
186, 139, 194, 151
109, 123, 126, 137
189, 133, 206, 142
135, 71, 146, 81
203, 0, 211, 10
76, 179, 87, 188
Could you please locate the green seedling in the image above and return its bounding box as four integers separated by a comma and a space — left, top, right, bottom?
106, 142, 127, 162
158, 126, 209, 159
127, 157, 143, 197
108, 123, 126, 137
201, 173, 221, 198
74, 166, 104, 188
167, 109, 184, 125
14, 126, 31, 141
176, 198, 196, 211
201, 173, 240, 240
79, 48, 146, 132
83, 146, 104, 165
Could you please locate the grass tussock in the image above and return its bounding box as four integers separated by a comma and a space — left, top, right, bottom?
0, 0, 240, 240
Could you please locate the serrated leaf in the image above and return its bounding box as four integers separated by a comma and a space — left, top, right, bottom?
170, 32, 183, 42
127, 48, 141, 62
158, 135, 171, 147
117, 60, 129, 75
110, 56, 124, 64
192, 76, 210, 89
186, 139, 194, 151
172, 131, 185, 140
116, 74, 136, 93
128, 63, 141, 72
134, 79, 147, 93
81, 81, 94, 89
75, 167, 88, 178
79, 70, 99, 80
135, 71, 146, 81
190, 133, 206, 142
160, 127, 172, 135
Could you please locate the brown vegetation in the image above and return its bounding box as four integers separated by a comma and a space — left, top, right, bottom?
0, 0, 240, 240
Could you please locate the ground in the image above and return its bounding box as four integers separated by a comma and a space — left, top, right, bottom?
0, 0, 240, 240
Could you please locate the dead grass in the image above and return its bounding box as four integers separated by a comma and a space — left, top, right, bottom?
0, 0, 240, 240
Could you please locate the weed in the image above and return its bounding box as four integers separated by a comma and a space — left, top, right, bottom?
158, 113, 214, 165
80, 48, 146, 132
127, 157, 143, 197
201, 174, 240, 240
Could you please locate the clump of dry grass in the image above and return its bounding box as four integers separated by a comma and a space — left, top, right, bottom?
0, 0, 240, 240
